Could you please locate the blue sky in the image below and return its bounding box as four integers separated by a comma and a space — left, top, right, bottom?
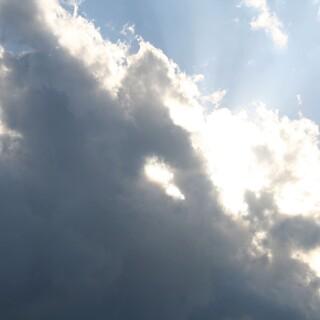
80, 0, 320, 121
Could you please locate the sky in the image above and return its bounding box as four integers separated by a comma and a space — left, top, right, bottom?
1, 0, 320, 319
81, 0, 320, 120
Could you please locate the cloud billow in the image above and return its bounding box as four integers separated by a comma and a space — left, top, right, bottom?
0, 0, 320, 319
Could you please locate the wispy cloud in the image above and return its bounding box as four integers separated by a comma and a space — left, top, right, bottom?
312, 0, 320, 21
243, 0, 288, 47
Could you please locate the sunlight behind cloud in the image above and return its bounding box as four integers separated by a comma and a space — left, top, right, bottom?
193, 106, 320, 217
37, 0, 129, 95
2, 1, 320, 318
293, 248, 320, 278
168, 100, 320, 217
144, 157, 185, 200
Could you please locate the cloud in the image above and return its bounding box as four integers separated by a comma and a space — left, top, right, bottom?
312, 0, 320, 21
0, 0, 319, 319
120, 23, 136, 37
202, 89, 227, 108
188, 105, 320, 218
243, 0, 288, 48
144, 156, 185, 200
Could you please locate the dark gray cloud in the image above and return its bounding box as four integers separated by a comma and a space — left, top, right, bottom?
271, 217, 320, 251
0, 1, 320, 319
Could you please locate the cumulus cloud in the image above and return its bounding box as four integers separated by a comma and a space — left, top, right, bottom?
189, 105, 320, 218
243, 0, 288, 47
0, 0, 320, 319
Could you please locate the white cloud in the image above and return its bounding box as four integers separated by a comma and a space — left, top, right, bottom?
36, 0, 129, 95
200, 106, 320, 217
170, 100, 320, 218
297, 94, 303, 106
243, 0, 288, 48
61, 0, 83, 17
1, 1, 320, 316
0, 120, 20, 138
120, 23, 136, 36
32, 0, 318, 219
144, 157, 185, 200
202, 89, 227, 108
1, 0, 318, 221
312, 0, 320, 21
293, 248, 320, 277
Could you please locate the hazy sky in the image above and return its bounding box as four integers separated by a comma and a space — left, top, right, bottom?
1, 1, 320, 319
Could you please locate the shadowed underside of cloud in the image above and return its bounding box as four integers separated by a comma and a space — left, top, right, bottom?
0, 0, 320, 319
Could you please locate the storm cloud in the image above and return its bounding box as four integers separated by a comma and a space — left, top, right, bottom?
0, 1, 320, 319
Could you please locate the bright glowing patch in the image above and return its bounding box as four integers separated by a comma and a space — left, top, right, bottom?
293, 248, 320, 277
36, 0, 128, 96
192, 107, 268, 215
0, 108, 21, 139
144, 157, 185, 200
168, 101, 320, 217
198, 106, 320, 216
250, 231, 272, 260
0, 46, 9, 76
